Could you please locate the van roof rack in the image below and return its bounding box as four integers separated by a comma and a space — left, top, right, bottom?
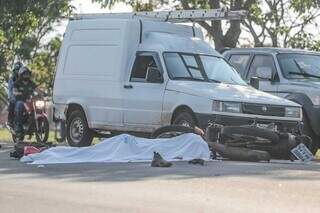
72, 8, 247, 22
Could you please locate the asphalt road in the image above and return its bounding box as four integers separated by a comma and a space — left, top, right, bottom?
0, 142, 319, 213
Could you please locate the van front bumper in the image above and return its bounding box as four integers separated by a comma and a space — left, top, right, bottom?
195, 113, 300, 133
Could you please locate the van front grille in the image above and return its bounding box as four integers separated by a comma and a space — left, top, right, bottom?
242, 103, 285, 117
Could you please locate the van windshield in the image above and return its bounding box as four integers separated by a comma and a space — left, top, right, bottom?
163, 52, 247, 85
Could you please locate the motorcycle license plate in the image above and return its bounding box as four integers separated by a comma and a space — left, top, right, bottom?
291, 143, 314, 163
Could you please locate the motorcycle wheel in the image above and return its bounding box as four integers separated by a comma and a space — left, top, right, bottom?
12, 134, 25, 143
35, 117, 50, 143
221, 126, 279, 144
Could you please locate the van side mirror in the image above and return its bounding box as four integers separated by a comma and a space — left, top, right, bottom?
146, 67, 163, 83
256, 67, 273, 80
250, 77, 260, 89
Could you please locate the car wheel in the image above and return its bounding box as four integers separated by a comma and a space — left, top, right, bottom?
302, 112, 319, 155
66, 110, 93, 147
172, 111, 196, 128
151, 125, 195, 138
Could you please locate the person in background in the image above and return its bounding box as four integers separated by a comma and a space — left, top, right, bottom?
13, 66, 36, 138
6, 62, 23, 128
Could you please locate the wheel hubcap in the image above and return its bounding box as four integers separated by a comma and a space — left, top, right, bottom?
179, 120, 191, 127
157, 131, 186, 138
70, 118, 84, 144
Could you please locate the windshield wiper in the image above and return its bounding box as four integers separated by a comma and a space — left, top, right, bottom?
172, 77, 205, 81
288, 72, 320, 79
208, 79, 221, 83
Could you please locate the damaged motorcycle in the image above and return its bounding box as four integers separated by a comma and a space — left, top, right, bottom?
151, 122, 313, 162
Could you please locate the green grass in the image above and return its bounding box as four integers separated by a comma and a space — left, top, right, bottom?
0, 128, 100, 144
0, 128, 56, 143
0, 128, 12, 142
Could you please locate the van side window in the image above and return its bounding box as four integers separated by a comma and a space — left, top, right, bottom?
130, 55, 158, 82
164, 53, 204, 80
247, 55, 276, 80
229, 54, 250, 76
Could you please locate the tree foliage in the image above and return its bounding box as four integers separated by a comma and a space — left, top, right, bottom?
0, 0, 73, 83
93, 0, 257, 51
93, 0, 320, 50
244, 0, 320, 48
29, 37, 61, 94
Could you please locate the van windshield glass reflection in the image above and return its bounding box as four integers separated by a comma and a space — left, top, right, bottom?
163, 52, 247, 85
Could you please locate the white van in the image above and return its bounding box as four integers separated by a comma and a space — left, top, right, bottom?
53, 13, 302, 146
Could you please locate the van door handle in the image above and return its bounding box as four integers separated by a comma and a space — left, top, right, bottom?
124, 84, 133, 89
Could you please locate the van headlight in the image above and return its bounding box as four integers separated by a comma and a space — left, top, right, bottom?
212, 101, 242, 113
285, 107, 301, 118
35, 100, 45, 109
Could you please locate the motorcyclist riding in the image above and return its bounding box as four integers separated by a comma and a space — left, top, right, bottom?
7, 62, 23, 128
13, 66, 36, 139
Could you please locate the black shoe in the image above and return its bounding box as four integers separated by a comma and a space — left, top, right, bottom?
151, 152, 172, 167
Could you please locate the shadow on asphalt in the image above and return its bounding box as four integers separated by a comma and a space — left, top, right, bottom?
0, 143, 319, 183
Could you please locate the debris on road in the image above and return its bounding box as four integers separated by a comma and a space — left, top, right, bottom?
10, 142, 54, 159
188, 158, 205, 166
151, 152, 172, 167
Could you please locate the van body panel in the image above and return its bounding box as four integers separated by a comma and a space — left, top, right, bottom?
53, 19, 141, 128
165, 81, 300, 107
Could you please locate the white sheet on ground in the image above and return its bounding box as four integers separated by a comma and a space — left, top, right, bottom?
21, 133, 210, 164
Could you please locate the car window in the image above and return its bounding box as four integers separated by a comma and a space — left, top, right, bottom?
200, 55, 247, 85
182, 55, 198, 67
277, 53, 320, 79
229, 54, 250, 76
130, 55, 158, 82
163, 53, 191, 78
247, 55, 276, 80
164, 53, 204, 80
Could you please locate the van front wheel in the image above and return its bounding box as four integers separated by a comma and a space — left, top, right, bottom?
172, 111, 196, 128
66, 110, 93, 147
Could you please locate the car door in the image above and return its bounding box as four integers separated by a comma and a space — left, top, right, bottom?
246, 54, 279, 95
123, 52, 166, 126
227, 53, 252, 79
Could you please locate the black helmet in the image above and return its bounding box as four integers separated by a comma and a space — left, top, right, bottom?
18, 66, 32, 79
12, 62, 23, 75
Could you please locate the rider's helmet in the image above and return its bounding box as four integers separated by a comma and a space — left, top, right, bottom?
12, 61, 23, 76
18, 66, 32, 80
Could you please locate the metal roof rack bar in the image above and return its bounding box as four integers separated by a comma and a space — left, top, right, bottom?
72, 8, 247, 22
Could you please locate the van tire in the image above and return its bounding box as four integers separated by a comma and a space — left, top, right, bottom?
302, 112, 318, 154
66, 110, 93, 147
172, 112, 196, 128
151, 125, 195, 138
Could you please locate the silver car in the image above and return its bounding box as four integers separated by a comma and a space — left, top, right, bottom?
224, 48, 320, 154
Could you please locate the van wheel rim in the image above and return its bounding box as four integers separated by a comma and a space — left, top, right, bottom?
179, 120, 191, 127
157, 131, 185, 138
70, 118, 84, 144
